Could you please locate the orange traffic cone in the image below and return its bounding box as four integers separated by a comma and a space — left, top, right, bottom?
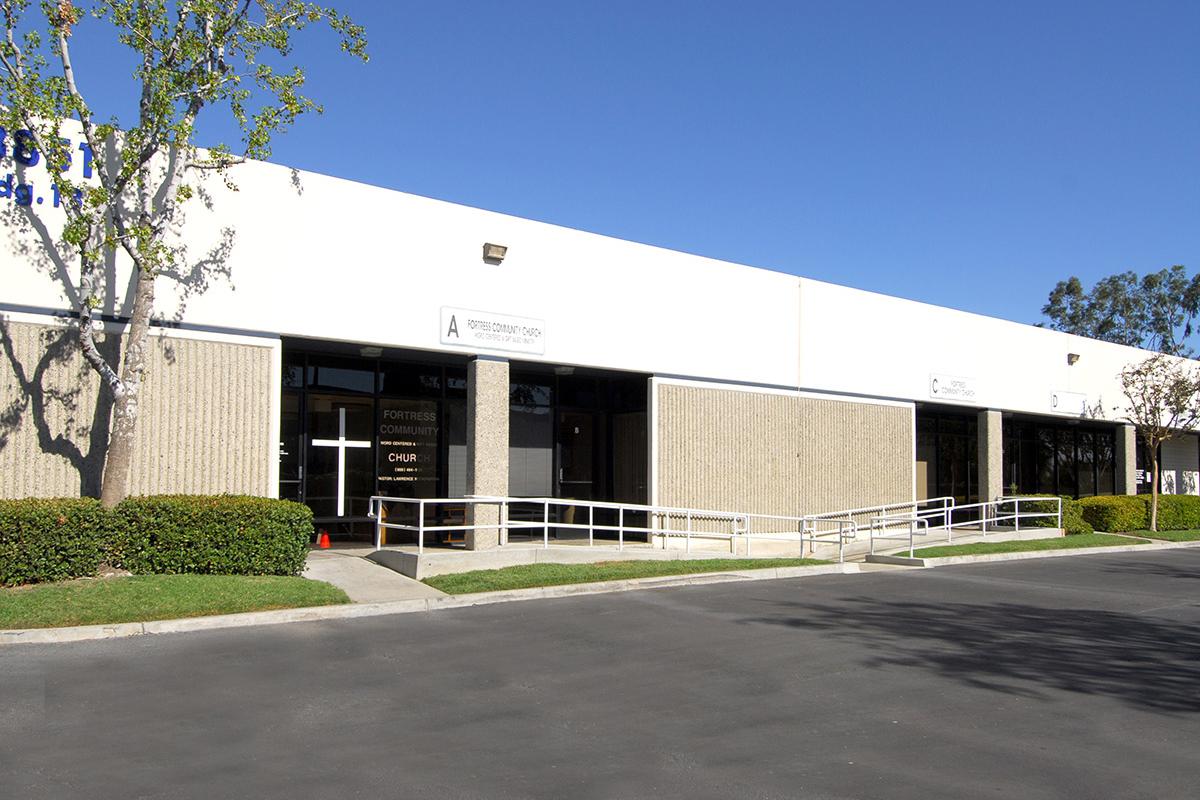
317, 530, 331, 549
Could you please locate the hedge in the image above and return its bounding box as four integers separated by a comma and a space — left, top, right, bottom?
113, 495, 314, 577
1077, 495, 1148, 532
1017, 495, 1093, 535
1145, 494, 1200, 531
0, 498, 110, 587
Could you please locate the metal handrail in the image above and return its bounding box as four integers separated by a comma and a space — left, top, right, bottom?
367, 494, 858, 562
868, 495, 1063, 556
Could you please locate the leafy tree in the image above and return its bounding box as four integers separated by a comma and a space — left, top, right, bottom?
0, 1, 367, 505
1040, 266, 1200, 357
1116, 354, 1200, 531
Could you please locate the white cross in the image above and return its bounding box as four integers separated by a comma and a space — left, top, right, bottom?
312, 407, 372, 516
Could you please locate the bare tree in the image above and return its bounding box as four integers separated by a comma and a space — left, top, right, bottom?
1117, 354, 1200, 531
0, 1, 367, 505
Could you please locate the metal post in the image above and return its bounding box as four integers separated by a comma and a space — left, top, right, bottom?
373, 499, 381, 552
1014, 497, 1020, 532
618, 507, 625, 551
686, 510, 692, 554
543, 500, 550, 549
1056, 496, 1062, 530
909, 519, 915, 558
501, 500, 509, 546
418, 499, 425, 554
589, 505, 594, 548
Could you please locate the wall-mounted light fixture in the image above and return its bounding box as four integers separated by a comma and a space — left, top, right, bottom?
1067, 353, 1081, 365
360, 346, 383, 358
482, 243, 508, 264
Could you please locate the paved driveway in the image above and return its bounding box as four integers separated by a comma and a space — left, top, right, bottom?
4, 549, 1199, 799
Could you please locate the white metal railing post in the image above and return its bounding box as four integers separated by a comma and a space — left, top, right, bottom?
686, 510, 692, 554
501, 500, 509, 546
618, 507, 625, 551
417, 499, 425, 554
543, 500, 550, 549
373, 498, 381, 551
1056, 496, 1062, 530
909, 518, 916, 558
589, 505, 594, 548
1014, 497, 1021, 532
745, 515, 752, 557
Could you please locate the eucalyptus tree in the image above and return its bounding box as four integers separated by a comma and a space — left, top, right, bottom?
0, 0, 366, 505
1040, 266, 1200, 357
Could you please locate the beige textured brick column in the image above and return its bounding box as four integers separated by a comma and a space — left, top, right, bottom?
977, 409, 1003, 502
1116, 423, 1137, 495
465, 356, 509, 550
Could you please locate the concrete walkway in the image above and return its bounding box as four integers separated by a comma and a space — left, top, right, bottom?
303, 550, 445, 603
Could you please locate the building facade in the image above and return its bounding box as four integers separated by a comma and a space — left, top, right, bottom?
2, 143, 1195, 546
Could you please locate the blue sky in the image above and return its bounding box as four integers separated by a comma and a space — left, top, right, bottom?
66, 1, 1200, 327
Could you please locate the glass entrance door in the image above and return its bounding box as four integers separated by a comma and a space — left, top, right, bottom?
306, 394, 375, 523
557, 411, 597, 500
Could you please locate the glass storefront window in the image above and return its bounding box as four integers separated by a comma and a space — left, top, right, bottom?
306, 394, 375, 519
377, 398, 440, 498
306, 355, 375, 394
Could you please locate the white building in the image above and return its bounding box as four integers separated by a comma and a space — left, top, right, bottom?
1, 135, 1192, 547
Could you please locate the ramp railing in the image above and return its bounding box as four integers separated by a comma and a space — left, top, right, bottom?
868, 496, 1063, 557
367, 495, 859, 562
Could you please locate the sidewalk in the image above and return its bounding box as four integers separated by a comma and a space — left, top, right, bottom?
304, 550, 446, 603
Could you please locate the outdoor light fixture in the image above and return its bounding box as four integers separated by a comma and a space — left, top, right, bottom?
359, 346, 383, 358
482, 242, 508, 264
1067, 353, 1080, 365
554, 366, 575, 376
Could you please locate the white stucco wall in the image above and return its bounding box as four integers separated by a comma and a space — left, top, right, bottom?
0, 133, 1178, 415
798, 278, 1160, 420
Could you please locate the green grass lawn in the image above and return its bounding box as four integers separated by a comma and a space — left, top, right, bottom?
0, 574, 350, 630
901, 533, 1148, 559
1125, 529, 1200, 542
423, 557, 829, 595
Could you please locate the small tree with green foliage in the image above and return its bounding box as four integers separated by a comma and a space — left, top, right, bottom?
1117, 354, 1200, 531
0, 1, 367, 505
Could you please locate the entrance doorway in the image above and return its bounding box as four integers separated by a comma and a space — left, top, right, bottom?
507, 368, 649, 542
915, 406, 978, 507
280, 341, 468, 541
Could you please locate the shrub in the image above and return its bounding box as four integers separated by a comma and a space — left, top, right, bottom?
1016, 495, 1093, 535
1151, 494, 1200, 531
0, 498, 110, 586
1078, 495, 1149, 532
113, 495, 313, 577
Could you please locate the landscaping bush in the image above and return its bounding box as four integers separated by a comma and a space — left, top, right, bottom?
1150, 494, 1200, 531
113, 495, 313, 576
1078, 495, 1149, 532
0, 498, 110, 586
1017, 495, 1093, 535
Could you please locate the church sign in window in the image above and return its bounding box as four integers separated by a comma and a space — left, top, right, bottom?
377, 398, 440, 496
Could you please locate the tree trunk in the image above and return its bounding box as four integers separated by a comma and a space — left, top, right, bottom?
99, 268, 157, 507
1150, 457, 1160, 533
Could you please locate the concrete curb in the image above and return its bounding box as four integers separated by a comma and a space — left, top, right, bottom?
0, 562, 858, 646
866, 538, 1200, 568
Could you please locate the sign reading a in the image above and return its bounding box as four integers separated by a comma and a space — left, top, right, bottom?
928, 373, 977, 403
440, 306, 545, 355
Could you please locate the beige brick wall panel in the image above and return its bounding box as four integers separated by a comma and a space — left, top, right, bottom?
656, 385, 913, 522
0, 318, 272, 499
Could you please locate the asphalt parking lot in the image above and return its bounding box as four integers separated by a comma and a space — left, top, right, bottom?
4, 549, 1199, 799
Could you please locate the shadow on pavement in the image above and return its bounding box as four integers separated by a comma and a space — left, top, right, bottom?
1099, 558, 1200, 581
743, 597, 1200, 713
